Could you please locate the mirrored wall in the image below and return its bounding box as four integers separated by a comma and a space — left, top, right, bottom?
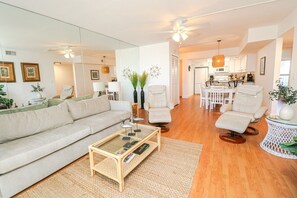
0, 2, 138, 107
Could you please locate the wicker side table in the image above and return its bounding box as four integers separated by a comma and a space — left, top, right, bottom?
260, 117, 297, 159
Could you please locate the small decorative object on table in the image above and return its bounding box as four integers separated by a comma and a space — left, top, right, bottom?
121, 123, 133, 140
139, 71, 148, 109
31, 83, 45, 99
133, 117, 144, 132
269, 80, 297, 120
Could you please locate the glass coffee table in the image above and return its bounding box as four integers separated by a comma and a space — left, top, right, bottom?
88, 124, 161, 192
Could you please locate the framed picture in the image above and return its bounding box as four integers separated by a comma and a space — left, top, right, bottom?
90, 70, 99, 80
0, 61, 16, 82
260, 56, 266, 75
21, 63, 40, 82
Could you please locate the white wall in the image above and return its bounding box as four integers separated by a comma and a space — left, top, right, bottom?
115, 47, 140, 102
139, 42, 170, 102
255, 38, 283, 115
0, 49, 57, 106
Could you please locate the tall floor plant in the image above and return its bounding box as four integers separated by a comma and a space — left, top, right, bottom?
129, 72, 138, 103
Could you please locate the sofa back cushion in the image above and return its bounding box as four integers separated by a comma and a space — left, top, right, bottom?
66, 95, 111, 120
0, 103, 73, 143
0, 101, 48, 115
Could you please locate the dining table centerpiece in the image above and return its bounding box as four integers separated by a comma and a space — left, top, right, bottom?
269, 80, 297, 120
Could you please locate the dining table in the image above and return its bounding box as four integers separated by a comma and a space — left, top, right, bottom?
203, 87, 236, 110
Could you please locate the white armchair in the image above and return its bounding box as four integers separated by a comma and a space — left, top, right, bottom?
52, 85, 74, 100
144, 85, 173, 132
215, 85, 268, 143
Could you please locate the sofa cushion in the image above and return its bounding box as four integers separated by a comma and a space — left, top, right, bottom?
66, 95, 111, 120
0, 103, 73, 144
74, 110, 130, 134
0, 123, 90, 174
48, 95, 93, 107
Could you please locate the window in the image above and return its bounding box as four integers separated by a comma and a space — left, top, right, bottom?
279, 60, 290, 86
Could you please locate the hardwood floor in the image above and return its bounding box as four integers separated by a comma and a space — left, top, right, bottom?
139, 95, 297, 198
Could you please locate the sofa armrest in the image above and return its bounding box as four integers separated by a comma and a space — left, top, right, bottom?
220, 103, 233, 113
254, 106, 268, 119
110, 100, 132, 113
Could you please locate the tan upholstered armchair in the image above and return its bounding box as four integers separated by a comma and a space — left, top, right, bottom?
215, 85, 267, 143
144, 85, 174, 132
52, 85, 74, 100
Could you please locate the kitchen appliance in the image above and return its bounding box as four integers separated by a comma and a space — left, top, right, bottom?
247, 73, 254, 82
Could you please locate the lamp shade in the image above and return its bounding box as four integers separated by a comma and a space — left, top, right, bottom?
93, 82, 105, 92
212, 55, 225, 67
108, 82, 120, 92
101, 66, 110, 74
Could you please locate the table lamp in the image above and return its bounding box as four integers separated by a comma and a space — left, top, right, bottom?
108, 82, 120, 100
93, 82, 106, 97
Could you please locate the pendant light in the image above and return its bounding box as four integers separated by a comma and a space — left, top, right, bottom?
101, 56, 110, 74
212, 40, 225, 67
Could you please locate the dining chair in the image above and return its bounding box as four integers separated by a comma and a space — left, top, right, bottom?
199, 84, 207, 108
209, 87, 225, 110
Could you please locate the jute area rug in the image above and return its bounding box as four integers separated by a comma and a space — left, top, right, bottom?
16, 137, 203, 198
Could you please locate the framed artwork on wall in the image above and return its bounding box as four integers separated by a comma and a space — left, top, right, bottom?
90, 70, 100, 80
260, 56, 266, 75
0, 61, 16, 82
21, 63, 41, 82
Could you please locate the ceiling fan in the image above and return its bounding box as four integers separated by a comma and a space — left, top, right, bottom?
48, 45, 77, 59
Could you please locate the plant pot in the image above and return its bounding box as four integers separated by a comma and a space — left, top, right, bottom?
279, 104, 294, 120
133, 89, 138, 103
140, 88, 145, 109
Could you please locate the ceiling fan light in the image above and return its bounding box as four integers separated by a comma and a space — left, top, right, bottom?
69, 53, 74, 58
172, 33, 180, 42
181, 32, 188, 40
64, 53, 70, 59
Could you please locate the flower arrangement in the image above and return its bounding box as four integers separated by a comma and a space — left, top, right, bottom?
139, 71, 148, 89
31, 83, 45, 92
269, 80, 297, 105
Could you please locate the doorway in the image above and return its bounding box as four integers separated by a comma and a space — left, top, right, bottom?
53, 62, 75, 96
194, 67, 209, 94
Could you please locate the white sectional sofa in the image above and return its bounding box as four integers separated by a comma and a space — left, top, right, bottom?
0, 95, 131, 198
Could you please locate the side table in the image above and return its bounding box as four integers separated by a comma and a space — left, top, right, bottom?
260, 116, 297, 159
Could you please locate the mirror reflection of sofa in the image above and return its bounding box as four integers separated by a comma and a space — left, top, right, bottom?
0, 95, 131, 198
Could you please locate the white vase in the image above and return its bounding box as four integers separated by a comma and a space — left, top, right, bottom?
36, 92, 42, 99
279, 104, 294, 120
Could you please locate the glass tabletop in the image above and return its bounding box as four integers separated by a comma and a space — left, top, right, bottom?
266, 116, 297, 126
93, 124, 159, 154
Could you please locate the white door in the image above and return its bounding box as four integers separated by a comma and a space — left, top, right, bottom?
194, 67, 208, 94
171, 55, 179, 106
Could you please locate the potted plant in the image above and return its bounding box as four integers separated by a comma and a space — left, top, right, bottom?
269, 80, 297, 120
139, 71, 148, 109
0, 84, 13, 109
128, 72, 138, 103
31, 83, 45, 99
280, 136, 297, 156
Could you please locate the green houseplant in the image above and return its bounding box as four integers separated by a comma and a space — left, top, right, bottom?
128, 72, 138, 103
0, 84, 13, 109
280, 136, 297, 156
139, 71, 148, 109
269, 80, 297, 120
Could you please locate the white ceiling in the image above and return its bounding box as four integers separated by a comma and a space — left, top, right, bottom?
1, 0, 297, 53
